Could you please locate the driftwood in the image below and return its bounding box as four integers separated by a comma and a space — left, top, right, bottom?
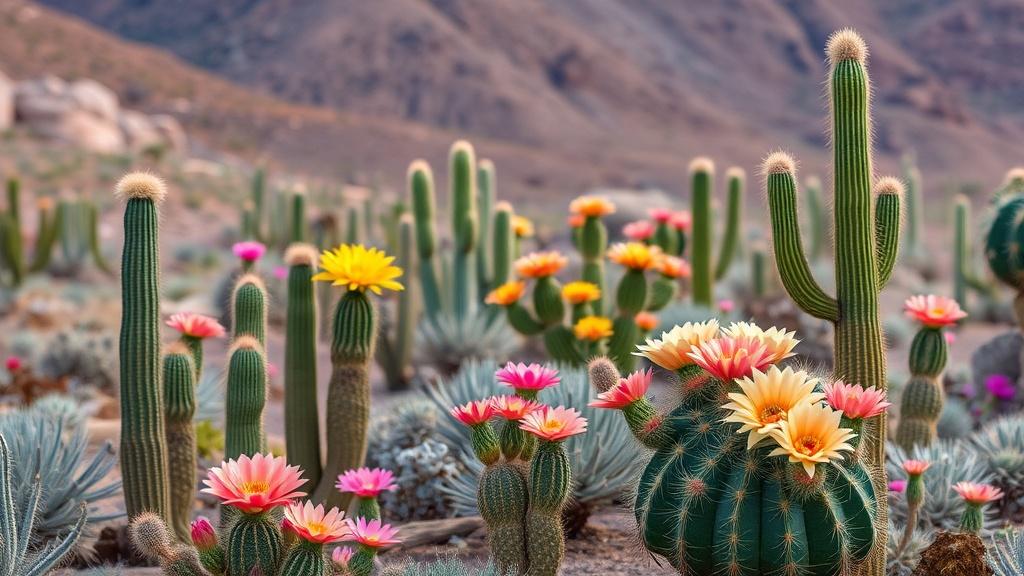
386, 516, 484, 551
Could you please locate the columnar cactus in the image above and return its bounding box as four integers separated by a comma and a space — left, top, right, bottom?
251, 168, 266, 241
375, 215, 418, 390
902, 154, 926, 264
410, 160, 443, 320
450, 141, 478, 322
116, 172, 171, 521
283, 244, 322, 489
232, 274, 268, 345
311, 244, 403, 508
896, 295, 967, 450
764, 30, 901, 572
492, 202, 514, 288
803, 176, 828, 262
86, 199, 114, 274
163, 344, 198, 542
477, 158, 496, 295
689, 159, 743, 306
953, 195, 996, 312
290, 189, 309, 244
594, 318, 883, 575
224, 336, 267, 460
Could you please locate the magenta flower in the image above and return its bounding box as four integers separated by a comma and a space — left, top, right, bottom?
233, 241, 266, 263
4, 356, 22, 372
190, 517, 218, 551
888, 480, 907, 493
717, 299, 735, 314
649, 208, 673, 223
273, 266, 288, 280
335, 468, 398, 498
986, 374, 1016, 401
495, 362, 560, 394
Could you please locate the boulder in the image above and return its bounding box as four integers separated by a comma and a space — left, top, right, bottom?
14, 75, 124, 153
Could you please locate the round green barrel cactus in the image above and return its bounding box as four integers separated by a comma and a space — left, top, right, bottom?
116, 172, 171, 522
163, 343, 197, 542
985, 168, 1024, 321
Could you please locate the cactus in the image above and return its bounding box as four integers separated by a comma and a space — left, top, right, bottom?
0, 433, 87, 576
291, 189, 309, 244
450, 141, 479, 322
224, 336, 267, 460
116, 172, 171, 521
0, 189, 60, 284
477, 159, 496, 295
689, 159, 743, 306
478, 461, 528, 574
984, 168, 1024, 321
86, 200, 114, 274
29, 197, 59, 273
231, 274, 267, 346
283, 244, 322, 490
251, 168, 266, 241
376, 216, 418, 390
524, 437, 573, 576
410, 160, 443, 320
764, 30, 900, 572
803, 176, 828, 261
902, 154, 926, 264
163, 344, 198, 542
953, 195, 997, 313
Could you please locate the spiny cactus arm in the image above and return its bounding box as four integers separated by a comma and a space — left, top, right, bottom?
874, 177, 903, 288
477, 159, 496, 291
232, 274, 268, 346
764, 153, 839, 321
506, 303, 544, 336
450, 141, 479, 321
714, 167, 744, 281
492, 203, 514, 286
86, 200, 114, 275
0, 435, 18, 569
224, 336, 268, 460
410, 160, 444, 319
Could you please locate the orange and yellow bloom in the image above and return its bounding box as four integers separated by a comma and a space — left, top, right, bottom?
485, 281, 526, 306
519, 405, 588, 441
515, 251, 568, 278
768, 402, 857, 478
608, 242, 660, 271
721, 366, 824, 449
569, 196, 616, 218
574, 316, 614, 341
633, 320, 721, 371
283, 501, 350, 544
655, 255, 690, 279
562, 281, 602, 304
313, 244, 404, 294
512, 215, 535, 238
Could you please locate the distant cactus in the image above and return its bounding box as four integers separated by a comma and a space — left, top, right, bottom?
163, 343, 198, 542
224, 336, 267, 461
231, 274, 267, 345
116, 172, 171, 522
0, 186, 61, 284
283, 244, 322, 490
953, 194, 997, 314
376, 216, 418, 390
985, 168, 1024, 317
689, 159, 743, 306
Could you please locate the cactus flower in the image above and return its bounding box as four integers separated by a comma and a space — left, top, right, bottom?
485, 281, 526, 306
313, 244, 405, 294
166, 312, 226, 340
722, 322, 799, 364
335, 468, 398, 498
569, 196, 616, 218
767, 402, 857, 478
332, 546, 355, 567
655, 255, 690, 279
722, 366, 825, 449
342, 517, 401, 548
567, 214, 585, 228
952, 482, 1003, 505
888, 480, 907, 493
573, 315, 614, 341
512, 215, 535, 238
623, 220, 655, 241
232, 241, 266, 262
450, 399, 496, 427
608, 242, 661, 270
902, 460, 930, 477
4, 356, 22, 372
273, 265, 288, 280
649, 208, 673, 223
514, 251, 568, 278
821, 380, 891, 419
201, 453, 306, 514
495, 362, 561, 393
903, 295, 968, 328
561, 281, 602, 304
687, 335, 774, 382
519, 405, 588, 441
634, 320, 721, 371
985, 374, 1016, 400
190, 516, 218, 550
283, 501, 350, 544
634, 311, 659, 332
669, 211, 692, 231
590, 369, 653, 409
491, 395, 542, 420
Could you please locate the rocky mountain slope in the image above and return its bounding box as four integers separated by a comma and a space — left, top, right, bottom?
19, 0, 1024, 201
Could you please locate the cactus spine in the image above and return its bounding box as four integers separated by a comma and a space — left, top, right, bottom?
163, 344, 197, 542
225, 336, 267, 460
116, 172, 171, 522
895, 325, 948, 449
764, 30, 899, 574
284, 244, 322, 489
689, 159, 742, 306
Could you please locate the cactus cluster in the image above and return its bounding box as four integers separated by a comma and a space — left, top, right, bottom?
592, 319, 883, 575
448, 364, 588, 576
689, 160, 743, 306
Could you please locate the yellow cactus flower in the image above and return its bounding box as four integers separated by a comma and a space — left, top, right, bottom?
721, 366, 824, 449
512, 215, 535, 238
768, 401, 857, 479
312, 244, 404, 294
562, 281, 601, 305
574, 316, 614, 342
485, 281, 527, 306
608, 242, 661, 271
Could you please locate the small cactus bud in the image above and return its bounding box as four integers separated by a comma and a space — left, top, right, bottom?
588, 356, 621, 393
190, 516, 218, 551
130, 512, 174, 560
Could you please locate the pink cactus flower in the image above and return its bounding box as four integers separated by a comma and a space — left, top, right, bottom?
519, 405, 588, 442
190, 517, 218, 551
822, 380, 891, 419
986, 374, 1016, 401
495, 362, 561, 393
944, 331, 956, 345
904, 294, 967, 328
686, 335, 774, 382
201, 453, 306, 514
902, 459, 931, 477
332, 546, 355, 567
342, 517, 401, 548
283, 501, 350, 544
273, 266, 288, 280
590, 369, 653, 410
888, 480, 907, 493
233, 241, 267, 263
670, 211, 692, 231
4, 356, 22, 372
622, 220, 655, 241
166, 312, 226, 340
490, 395, 542, 421
449, 400, 496, 427
952, 482, 1003, 505
649, 208, 673, 223
335, 468, 398, 498
717, 299, 735, 314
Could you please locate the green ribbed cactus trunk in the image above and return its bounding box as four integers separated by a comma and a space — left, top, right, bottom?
479, 461, 529, 575
232, 276, 267, 346
313, 289, 376, 508
284, 247, 322, 489
251, 168, 266, 241
118, 175, 171, 522
86, 200, 113, 274
954, 195, 995, 312
714, 168, 743, 281
163, 349, 197, 542
410, 161, 443, 321
279, 541, 328, 576
291, 192, 308, 243
492, 205, 514, 287
225, 340, 267, 460
895, 328, 947, 449
377, 218, 417, 390
226, 512, 282, 576
690, 163, 714, 306
525, 440, 572, 576
2, 178, 24, 285
29, 199, 59, 273
450, 141, 478, 322
579, 216, 607, 315
765, 32, 899, 576
477, 159, 496, 295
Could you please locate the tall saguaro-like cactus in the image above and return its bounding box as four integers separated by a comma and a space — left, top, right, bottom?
689, 159, 743, 306
765, 30, 901, 574
116, 172, 171, 521
283, 244, 321, 488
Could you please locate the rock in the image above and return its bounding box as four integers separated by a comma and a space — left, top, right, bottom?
0, 70, 13, 131
388, 516, 485, 550
15, 75, 124, 153
970, 330, 1022, 393
151, 114, 187, 152
68, 79, 120, 122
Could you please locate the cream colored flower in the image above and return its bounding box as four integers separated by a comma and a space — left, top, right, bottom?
633, 320, 720, 370
721, 366, 824, 449
723, 322, 799, 364
768, 402, 857, 478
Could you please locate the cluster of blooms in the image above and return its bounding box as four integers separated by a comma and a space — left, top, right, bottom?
449, 362, 588, 443
621, 207, 692, 241
594, 319, 892, 479
196, 453, 400, 570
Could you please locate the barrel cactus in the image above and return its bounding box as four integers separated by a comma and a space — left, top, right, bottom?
593, 318, 884, 575
985, 168, 1024, 322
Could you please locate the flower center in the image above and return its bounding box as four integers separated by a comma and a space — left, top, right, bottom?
796, 435, 823, 456
239, 480, 270, 496
929, 307, 945, 317
759, 405, 785, 424
306, 521, 327, 535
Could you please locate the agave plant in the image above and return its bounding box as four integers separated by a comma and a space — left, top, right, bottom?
886, 518, 933, 576
424, 359, 636, 534
887, 440, 996, 532
989, 527, 1024, 576
971, 415, 1024, 518
0, 433, 86, 576
0, 407, 121, 542
416, 309, 520, 377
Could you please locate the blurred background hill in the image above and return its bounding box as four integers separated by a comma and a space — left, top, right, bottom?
4, 0, 1023, 199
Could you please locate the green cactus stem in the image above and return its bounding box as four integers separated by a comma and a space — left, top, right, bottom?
896, 327, 948, 450
579, 215, 607, 315
163, 344, 197, 542
764, 30, 900, 574
291, 189, 309, 244
313, 288, 378, 508
477, 158, 496, 294
492, 203, 514, 288
226, 512, 283, 576
279, 540, 329, 576
450, 140, 479, 322
715, 167, 744, 280
479, 461, 529, 574
525, 439, 572, 576
953, 195, 996, 312
985, 170, 1024, 331
251, 168, 266, 241
376, 216, 417, 391
224, 336, 267, 460
86, 200, 113, 274
232, 274, 268, 346
283, 244, 322, 490
410, 160, 443, 321
29, 198, 59, 273
116, 172, 171, 522
804, 176, 828, 261
689, 158, 715, 306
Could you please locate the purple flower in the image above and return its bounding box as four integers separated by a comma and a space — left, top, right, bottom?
888, 480, 907, 493
986, 374, 1016, 401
